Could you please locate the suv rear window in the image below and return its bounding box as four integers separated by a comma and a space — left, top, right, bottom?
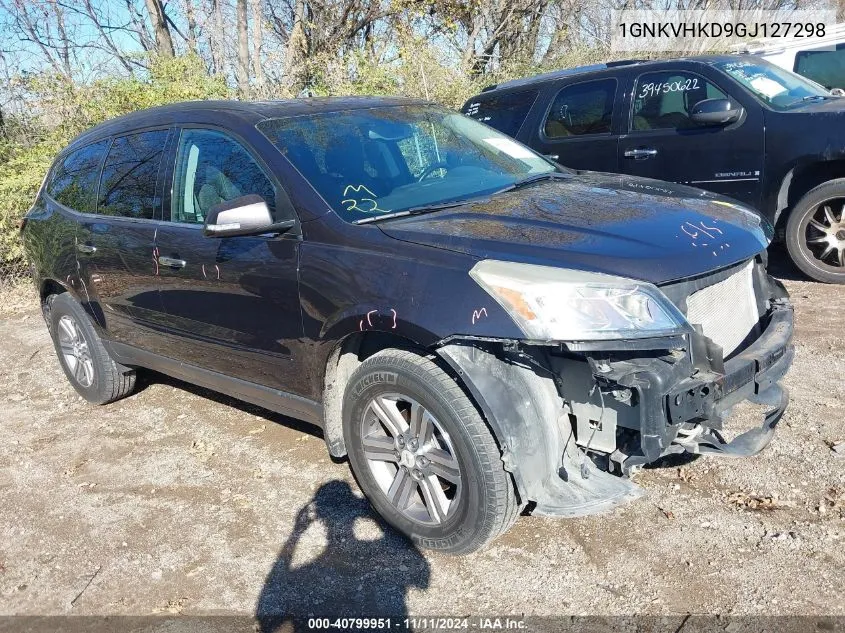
794, 44, 845, 89
97, 130, 168, 219
462, 90, 538, 137
47, 140, 110, 213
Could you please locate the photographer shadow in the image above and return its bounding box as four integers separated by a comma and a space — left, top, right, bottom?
255, 480, 430, 633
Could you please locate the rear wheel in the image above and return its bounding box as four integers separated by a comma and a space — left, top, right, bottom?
47, 293, 136, 404
343, 349, 518, 554
785, 179, 845, 283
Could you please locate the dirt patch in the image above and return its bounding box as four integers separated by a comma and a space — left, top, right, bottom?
0, 254, 843, 618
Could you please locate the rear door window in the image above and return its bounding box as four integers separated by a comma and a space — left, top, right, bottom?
794, 44, 845, 89
462, 90, 539, 137
631, 71, 728, 132
47, 140, 110, 213
542, 79, 616, 138
97, 129, 169, 219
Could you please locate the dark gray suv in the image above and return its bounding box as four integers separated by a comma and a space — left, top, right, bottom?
22, 97, 793, 554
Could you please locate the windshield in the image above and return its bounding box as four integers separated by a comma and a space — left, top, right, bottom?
257, 105, 556, 222
714, 58, 831, 110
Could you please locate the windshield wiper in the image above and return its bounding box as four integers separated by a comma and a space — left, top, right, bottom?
496, 171, 570, 194
786, 94, 837, 107
353, 173, 568, 225
782, 93, 837, 109
353, 198, 486, 225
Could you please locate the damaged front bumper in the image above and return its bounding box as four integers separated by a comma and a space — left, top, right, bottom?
437, 272, 794, 518
585, 298, 793, 471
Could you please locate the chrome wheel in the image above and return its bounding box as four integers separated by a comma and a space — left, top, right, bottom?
57, 315, 94, 388
360, 394, 461, 525
804, 201, 845, 269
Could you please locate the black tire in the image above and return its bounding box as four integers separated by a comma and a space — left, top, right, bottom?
343, 348, 518, 555
47, 293, 136, 404
785, 179, 845, 284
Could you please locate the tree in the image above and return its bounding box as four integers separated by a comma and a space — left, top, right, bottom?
143, 0, 175, 57
252, 0, 267, 94
236, 0, 249, 94
183, 0, 199, 55
0, 0, 74, 79
211, 0, 226, 75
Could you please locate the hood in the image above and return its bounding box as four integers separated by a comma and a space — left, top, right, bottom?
378, 172, 772, 285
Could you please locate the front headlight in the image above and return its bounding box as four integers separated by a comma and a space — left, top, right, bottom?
469, 260, 689, 341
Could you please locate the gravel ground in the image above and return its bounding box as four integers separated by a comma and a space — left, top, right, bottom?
0, 250, 843, 625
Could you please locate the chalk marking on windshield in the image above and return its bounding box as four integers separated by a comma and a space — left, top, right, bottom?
342, 184, 391, 214
343, 184, 376, 197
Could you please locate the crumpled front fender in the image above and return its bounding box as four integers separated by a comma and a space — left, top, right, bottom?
437, 342, 643, 517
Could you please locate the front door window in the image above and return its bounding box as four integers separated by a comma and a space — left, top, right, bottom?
171, 129, 278, 224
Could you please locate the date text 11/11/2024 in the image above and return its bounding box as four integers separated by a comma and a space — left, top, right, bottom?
306, 617, 528, 630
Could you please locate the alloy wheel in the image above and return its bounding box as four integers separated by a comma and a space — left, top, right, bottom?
804, 200, 845, 269
57, 314, 94, 388
360, 394, 462, 525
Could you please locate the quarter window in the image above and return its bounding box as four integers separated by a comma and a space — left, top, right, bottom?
171, 129, 277, 224
98, 130, 168, 219
543, 79, 616, 138
47, 141, 109, 213
462, 90, 539, 137
631, 72, 728, 131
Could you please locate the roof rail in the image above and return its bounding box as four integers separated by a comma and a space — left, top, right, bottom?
606, 59, 647, 67
478, 60, 649, 93
482, 63, 610, 92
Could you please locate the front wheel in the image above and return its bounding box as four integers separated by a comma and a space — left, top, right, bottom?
785, 179, 845, 284
343, 349, 519, 554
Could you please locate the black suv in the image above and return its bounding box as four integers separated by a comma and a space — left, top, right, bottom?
463, 55, 845, 283
22, 98, 793, 554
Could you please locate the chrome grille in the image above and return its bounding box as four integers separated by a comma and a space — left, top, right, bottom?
685, 260, 760, 356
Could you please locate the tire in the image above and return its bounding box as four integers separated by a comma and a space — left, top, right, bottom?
47, 293, 136, 404
785, 179, 845, 284
343, 348, 518, 555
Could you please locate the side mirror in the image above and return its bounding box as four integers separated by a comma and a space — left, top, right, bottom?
830, 88, 845, 96
690, 98, 743, 126
203, 194, 295, 238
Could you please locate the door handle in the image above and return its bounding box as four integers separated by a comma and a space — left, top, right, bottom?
158, 256, 186, 269
623, 148, 658, 160
76, 243, 97, 254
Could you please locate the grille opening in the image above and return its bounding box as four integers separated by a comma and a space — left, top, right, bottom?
684, 260, 761, 358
